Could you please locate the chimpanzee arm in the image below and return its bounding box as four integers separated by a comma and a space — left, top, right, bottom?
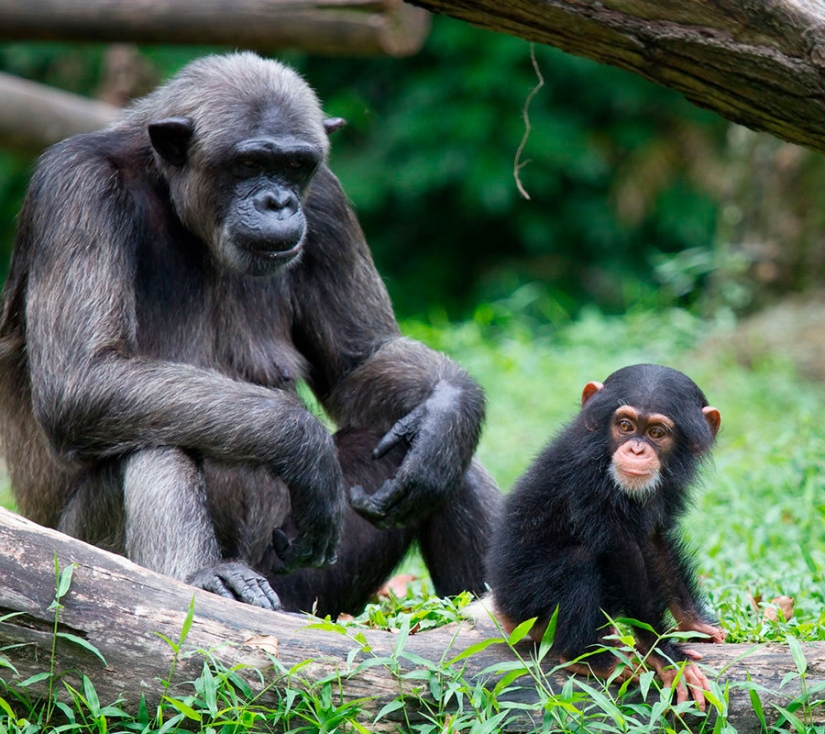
23, 149, 343, 571
619, 535, 714, 710
293, 169, 486, 528
648, 529, 726, 643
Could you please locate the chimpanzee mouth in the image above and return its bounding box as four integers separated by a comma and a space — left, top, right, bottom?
246, 240, 303, 262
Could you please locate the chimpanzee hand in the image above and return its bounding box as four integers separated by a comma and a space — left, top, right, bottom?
349, 381, 469, 529
675, 617, 727, 644
188, 561, 282, 610
646, 650, 712, 713
270, 414, 346, 573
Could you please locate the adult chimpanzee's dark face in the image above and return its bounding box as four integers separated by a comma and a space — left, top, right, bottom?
219, 135, 321, 275
148, 117, 324, 277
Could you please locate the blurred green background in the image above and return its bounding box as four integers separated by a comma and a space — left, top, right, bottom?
4, 15, 825, 323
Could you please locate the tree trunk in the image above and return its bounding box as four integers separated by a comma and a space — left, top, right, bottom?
0, 0, 430, 58
0, 507, 822, 732
407, 0, 825, 156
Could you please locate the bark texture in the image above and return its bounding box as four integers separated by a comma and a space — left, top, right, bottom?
0, 507, 824, 732
408, 0, 825, 155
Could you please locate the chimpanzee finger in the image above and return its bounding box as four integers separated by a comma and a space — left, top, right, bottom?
233, 575, 281, 610
191, 562, 282, 610
349, 481, 404, 527
373, 410, 420, 459
684, 664, 711, 711
202, 576, 236, 599
683, 646, 703, 661
674, 678, 690, 707
272, 529, 291, 558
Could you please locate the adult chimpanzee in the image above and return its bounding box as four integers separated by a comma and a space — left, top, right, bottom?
486, 364, 724, 710
0, 52, 501, 615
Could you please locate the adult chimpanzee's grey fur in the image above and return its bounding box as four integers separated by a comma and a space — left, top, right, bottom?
0, 53, 502, 614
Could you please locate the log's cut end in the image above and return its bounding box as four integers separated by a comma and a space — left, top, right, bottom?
0, 1, 432, 58
379, 2, 432, 57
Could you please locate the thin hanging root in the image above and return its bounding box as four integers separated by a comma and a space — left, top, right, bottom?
514, 44, 545, 201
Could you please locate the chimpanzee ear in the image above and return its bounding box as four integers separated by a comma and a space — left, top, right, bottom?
581, 381, 604, 408
148, 117, 195, 167
702, 406, 721, 438
323, 117, 347, 135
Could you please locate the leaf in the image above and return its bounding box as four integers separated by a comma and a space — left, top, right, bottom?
394, 615, 411, 658
447, 638, 502, 665
163, 696, 202, 722
703, 686, 724, 712
492, 667, 530, 698
800, 543, 817, 574
787, 636, 808, 675
474, 711, 510, 734
538, 606, 558, 662
639, 669, 655, 700
571, 679, 625, 725
615, 617, 657, 634
19, 671, 51, 687
374, 698, 405, 723
180, 596, 195, 645
748, 688, 766, 729
153, 631, 180, 654
56, 631, 107, 665
56, 563, 75, 600
302, 619, 348, 635
772, 703, 806, 733
0, 695, 17, 721
507, 617, 537, 645
83, 674, 101, 717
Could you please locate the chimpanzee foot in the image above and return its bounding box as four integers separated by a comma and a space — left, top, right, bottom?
188, 561, 281, 610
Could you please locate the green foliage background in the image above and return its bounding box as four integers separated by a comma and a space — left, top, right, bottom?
0, 17, 728, 318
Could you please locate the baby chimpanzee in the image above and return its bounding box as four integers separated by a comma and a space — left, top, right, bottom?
487, 364, 725, 710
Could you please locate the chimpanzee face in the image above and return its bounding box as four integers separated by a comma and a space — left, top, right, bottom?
148, 117, 325, 277
607, 405, 675, 497
580, 364, 721, 501
216, 135, 321, 276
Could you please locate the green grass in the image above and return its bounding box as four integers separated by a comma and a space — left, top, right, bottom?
3, 305, 825, 731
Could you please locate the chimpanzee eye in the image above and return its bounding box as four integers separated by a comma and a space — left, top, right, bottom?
287, 159, 304, 170
648, 425, 666, 439
617, 419, 634, 433
234, 158, 261, 177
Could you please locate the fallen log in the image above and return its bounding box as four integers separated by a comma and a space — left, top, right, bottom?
0, 0, 430, 58
0, 505, 822, 732
0, 72, 120, 154
408, 0, 825, 156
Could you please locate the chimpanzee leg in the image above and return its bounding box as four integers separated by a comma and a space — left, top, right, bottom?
57, 460, 125, 553
122, 447, 222, 582
267, 428, 415, 616
418, 458, 502, 597
268, 430, 501, 616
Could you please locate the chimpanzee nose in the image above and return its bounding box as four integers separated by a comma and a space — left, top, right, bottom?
254, 190, 297, 220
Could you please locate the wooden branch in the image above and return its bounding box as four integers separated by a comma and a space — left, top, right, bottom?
0, 72, 120, 154
0, 507, 822, 732
0, 0, 430, 57
407, 0, 825, 155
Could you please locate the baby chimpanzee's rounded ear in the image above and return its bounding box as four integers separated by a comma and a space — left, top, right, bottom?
702, 406, 721, 438
581, 381, 604, 408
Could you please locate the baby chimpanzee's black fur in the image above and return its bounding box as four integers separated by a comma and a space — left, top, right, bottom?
487, 364, 724, 707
